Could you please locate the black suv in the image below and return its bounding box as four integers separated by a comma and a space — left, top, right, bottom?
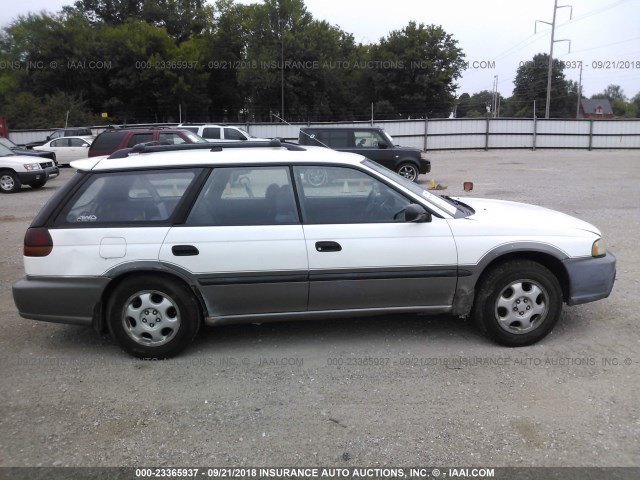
298, 127, 430, 182
88, 128, 207, 157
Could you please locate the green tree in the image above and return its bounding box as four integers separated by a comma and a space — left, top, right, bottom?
72, 0, 212, 43
512, 53, 572, 118
369, 22, 465, 118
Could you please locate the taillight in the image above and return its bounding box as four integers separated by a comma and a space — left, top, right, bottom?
24, 227, 53, 257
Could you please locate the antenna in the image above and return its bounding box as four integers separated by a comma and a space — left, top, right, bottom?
270, 113, 332, 149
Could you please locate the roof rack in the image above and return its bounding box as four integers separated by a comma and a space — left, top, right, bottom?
107, 138, 305, 159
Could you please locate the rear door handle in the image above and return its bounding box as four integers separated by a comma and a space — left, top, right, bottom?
172, 245, 199, 256
315, 241, 342, 252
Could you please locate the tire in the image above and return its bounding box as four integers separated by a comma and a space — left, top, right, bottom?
472, 260, 563, 347
396, 163, 419, 182
306, 168, 328, 187
106, 275, 201, 358
29, 180, 47, 189
0, 171, 21, 193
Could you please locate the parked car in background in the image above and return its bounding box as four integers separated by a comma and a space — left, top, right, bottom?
0, 143, 58, 193
33, 136, 93, 166
298, 126, 430, 182
178, 124, 270, 142
0, 136, 57, 163
24, 127, 94, 149
88, 127, 207, 157
12, 140, 615, 357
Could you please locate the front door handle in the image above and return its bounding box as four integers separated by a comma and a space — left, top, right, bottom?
315, 241, 342, 252
172, 245, 199, 256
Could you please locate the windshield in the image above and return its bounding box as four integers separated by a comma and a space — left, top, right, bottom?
183, 131, 208, 143
237, 127, 254, 138
363, 159, 459, 216
0, 144, 16, 157
0, 137, 16, 149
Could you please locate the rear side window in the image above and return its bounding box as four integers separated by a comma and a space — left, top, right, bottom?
187, 166, 298, 226
51, 138, 71, 147
56, 169, 199, 225
202, 127, 221, 139
310, 130, 350, 148
90, 132, 125, 152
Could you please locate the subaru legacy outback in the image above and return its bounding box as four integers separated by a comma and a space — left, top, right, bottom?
13, 141, 616, 358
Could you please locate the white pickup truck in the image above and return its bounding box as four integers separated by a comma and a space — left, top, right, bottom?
0, 143, 59, 193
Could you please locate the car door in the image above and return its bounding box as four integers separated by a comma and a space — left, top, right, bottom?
65, 138, 91, 162
293, 165, 458, 312
49, 138, 73, 163
159, 166, 309, 317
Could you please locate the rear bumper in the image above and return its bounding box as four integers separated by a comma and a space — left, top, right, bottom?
419, 158, 431, 174
563, 252, 616, 306
12, 276, 110, 326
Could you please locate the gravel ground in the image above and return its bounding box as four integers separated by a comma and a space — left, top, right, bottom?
0, 150, 638, 469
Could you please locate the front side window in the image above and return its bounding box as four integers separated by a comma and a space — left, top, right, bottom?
293, 166, 411, 224
58, 169, 199, 225
159, 133, 186, 145
187, 166, 298, 226
223, 128, 247, 141
126, 133, 154, 148
353, 131, 385, 148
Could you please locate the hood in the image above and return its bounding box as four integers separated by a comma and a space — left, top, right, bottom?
458, 197, 601, 236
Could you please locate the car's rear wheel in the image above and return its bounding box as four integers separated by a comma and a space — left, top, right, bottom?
396, 163, 419, 182
0, 171, 21, 193
107, 275, 201, 358
473, 260, 563, 347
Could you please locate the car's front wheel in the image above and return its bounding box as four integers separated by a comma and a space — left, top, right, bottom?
396, 163, 419, 182
107, 275, 201, 358
0, 171, 21, 193
473, 260, 563, 347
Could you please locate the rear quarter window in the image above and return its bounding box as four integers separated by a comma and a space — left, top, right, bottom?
56, 169, 200, 225
90, 132, 126, 152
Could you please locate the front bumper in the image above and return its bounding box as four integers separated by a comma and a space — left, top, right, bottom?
17, 166, 59, 184
13, 276, 110, 326
563, 252, 616, 306
419, 158, 431, 174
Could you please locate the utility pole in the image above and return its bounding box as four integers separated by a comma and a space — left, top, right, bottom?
536, 0, 572, 118
492, 75, 498, 118
576, 61, 583, 118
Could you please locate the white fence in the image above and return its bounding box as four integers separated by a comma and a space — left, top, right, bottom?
8, 118, 640, 151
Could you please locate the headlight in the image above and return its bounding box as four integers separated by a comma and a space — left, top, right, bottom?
420, 151, 428, 160
592, 238, 606, 257
24, 163, 40, 171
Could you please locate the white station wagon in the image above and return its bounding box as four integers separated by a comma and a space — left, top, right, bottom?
12, 140, 616, 358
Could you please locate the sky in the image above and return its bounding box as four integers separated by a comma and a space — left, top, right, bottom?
2, 0, 639, 99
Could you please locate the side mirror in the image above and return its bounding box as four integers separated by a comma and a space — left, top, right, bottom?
405, 204, 431, 223
378, 142, 388, 149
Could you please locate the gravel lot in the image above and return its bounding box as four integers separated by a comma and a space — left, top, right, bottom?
0, 150, 638, 469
